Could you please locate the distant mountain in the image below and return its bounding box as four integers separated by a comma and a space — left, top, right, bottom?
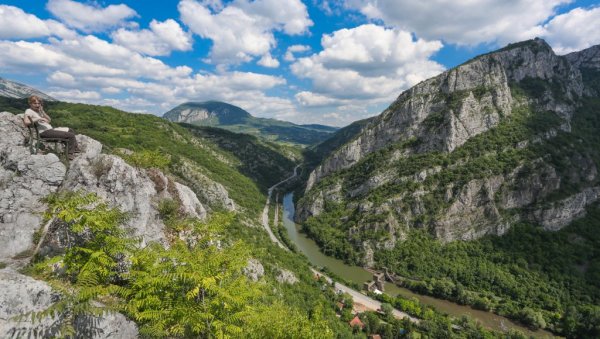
299, 124, 339, 133
163, 101, 338, 145
0, 77, 55, 101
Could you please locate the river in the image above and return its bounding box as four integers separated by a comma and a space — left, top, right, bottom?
282, 193, 555, 338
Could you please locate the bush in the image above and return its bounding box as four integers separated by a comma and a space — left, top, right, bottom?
118, 149, 170, 170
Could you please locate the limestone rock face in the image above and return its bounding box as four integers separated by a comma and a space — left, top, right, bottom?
0, 269, 58, 337
531, 187, 600, 231
298, 39, 600, 252
243, 258, 264, 282
176, 160, 236, 211
565, 45, 600, 70
305, 39, 582, 192
275, 268, 298, 285
0, 269, 138, 339
434, 176, 507, 242
295, 191, 324, 221
61, 135, 207, 246
174, 182, 207, 219
0, 112, 66, 262
171, 108, 211, 123
0, 112, 223, 338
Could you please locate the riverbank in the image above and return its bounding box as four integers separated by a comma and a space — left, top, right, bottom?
281, 192, 556, 338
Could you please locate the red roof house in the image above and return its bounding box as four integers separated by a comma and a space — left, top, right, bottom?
349, 315, 364, 329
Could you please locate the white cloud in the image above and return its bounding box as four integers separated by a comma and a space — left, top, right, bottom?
234, 0, 313, 35
291, 24, 444, 103
47, 71, 77, 86
101, 87, 121, 94
48, 35, 192, 79
0, 30, 291, 118
257, 53, 280, 68
295, 91, 344, 107
47, 89, 101, 101
112, 19, 193, 56
542, 6, 600, 55
0, 37, 192, 95
178, 0, 312, 64
47, 0, 137, 32
345, 0, 569, 45
0, 5, 76, 39
284, 44, 311, 61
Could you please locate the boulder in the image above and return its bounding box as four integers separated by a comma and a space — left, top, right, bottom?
0, 268, 138, 339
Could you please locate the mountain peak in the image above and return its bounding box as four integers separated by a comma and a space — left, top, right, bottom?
496, 37, 553, 54
163, 101, 251, 125
0, 77, 55, 101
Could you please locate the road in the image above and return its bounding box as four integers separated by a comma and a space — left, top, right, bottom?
260, 165, 300, 251
261, 166, 419, 323
310, 268, 420, 322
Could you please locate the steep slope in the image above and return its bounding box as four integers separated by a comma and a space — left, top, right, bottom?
0, 104, 355, 338
295, 38, 600, 335
304, 117, 375, 169
183, 125, 299, 192
299, 38, 596, 241
0, 77, 55, 101
163, 101, 337, 145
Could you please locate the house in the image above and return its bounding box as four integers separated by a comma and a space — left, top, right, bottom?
349, 315, 364, 330
368, 335, 382, 339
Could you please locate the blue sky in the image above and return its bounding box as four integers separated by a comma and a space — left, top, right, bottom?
1, 0, 599, 126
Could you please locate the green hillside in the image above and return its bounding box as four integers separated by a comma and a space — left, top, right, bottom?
163, 101, 337, 145
0, 96, 360, 337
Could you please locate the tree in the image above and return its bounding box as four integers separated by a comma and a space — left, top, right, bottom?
381, 303, 394, 322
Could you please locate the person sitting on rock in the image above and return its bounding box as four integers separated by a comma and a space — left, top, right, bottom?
23, 95, 80, 160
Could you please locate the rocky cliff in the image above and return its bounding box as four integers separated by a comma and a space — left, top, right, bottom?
297, 39, 600, 261
0, 111, 223, 337
306, 38, 581, 192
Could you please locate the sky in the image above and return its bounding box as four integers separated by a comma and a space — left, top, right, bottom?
0, 0, 599, 127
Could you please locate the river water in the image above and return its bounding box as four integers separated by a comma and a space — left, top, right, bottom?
282, 193, 555, 338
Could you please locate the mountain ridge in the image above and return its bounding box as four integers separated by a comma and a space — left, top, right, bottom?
0, 76, 55, 101
297, 37, 600, 246
163, 100, 338, 145
294, 38, 600, 336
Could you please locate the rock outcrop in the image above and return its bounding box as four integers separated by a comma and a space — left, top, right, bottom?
565, 44, 600, 70
275, 268, 298, 285
61, 135, 207, 246
0, 112, 210, 265
0, 268, 138, 338
530, 187, 600, 231
0, 111, 216, 337
0, 112, 66, 262
176, 160, 236, 211
243, 258, 265, 282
